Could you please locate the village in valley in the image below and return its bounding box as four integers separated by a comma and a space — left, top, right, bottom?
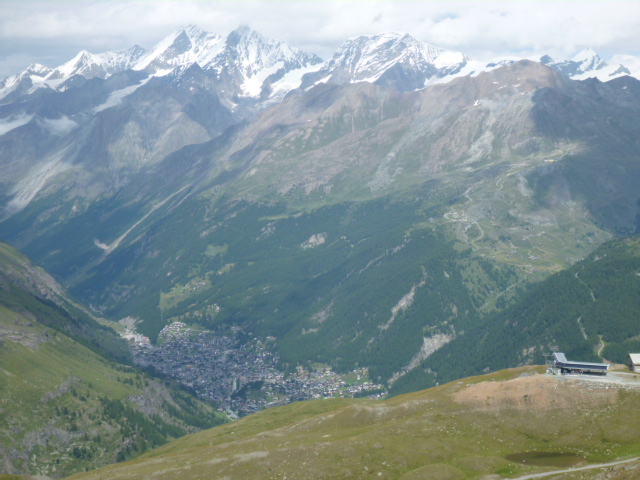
126, 322, 387, 418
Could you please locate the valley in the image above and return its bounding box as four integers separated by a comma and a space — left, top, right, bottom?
131, 322, 386, 418
2, 17, 640, 479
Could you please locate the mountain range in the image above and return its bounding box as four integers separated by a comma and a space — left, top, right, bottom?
1, 25, 632, 106
1, 24, 640, 411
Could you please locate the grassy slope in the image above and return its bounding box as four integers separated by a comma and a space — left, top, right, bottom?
0, 294, 227, 478
0, 244, 227, 478
66, 366, 640, 480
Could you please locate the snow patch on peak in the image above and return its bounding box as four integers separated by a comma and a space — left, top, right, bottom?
44, 46, 147, 81
134, 26, 222, 73
0, 63, 52, 94
183, 24, 207, 38
572, 48, 600, 64
25, 63, 52, 79
93, 76, 152, 113
572, 48, 607, 72
303, 31, 468, 91
542, 49, 630, 82
434, 50, 466, 70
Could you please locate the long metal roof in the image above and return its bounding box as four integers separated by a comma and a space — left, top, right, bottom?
552, 352, 610, 370
552, 352, 568, 363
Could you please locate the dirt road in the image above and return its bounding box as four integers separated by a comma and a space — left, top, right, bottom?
511, 456, 640, 479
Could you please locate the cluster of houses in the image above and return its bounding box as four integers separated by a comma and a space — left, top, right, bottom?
131, 323, 386, 417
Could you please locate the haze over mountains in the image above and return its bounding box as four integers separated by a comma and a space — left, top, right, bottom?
1, 23, 640, 409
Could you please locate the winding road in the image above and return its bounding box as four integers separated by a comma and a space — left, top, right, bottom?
443, 186, 484, 251
511, 456, 640, 479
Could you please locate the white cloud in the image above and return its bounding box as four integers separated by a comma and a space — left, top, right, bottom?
612, 53, 640, 78
1, 0, 640, 78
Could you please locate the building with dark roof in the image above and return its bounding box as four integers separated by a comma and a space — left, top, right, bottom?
552, 352, 610, 375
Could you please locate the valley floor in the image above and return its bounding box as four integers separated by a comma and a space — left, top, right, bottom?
130, 323, 386, 417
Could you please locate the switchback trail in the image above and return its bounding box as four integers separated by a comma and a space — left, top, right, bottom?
511, 456, 640, 479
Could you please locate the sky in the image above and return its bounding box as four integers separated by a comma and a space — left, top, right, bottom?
1, 0, 640, 79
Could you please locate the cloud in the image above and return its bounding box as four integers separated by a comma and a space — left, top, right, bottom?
1, 0, 640, 79
612, 53, 640, 77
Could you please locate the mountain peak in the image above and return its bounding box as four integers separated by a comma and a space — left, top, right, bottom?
301, 31, 467, 91
45, 47, 147, 80
226, 24, 264, 47
183, 24, 205, 36
25, 63, 52, 76
541, 48, 628, 81
572, 48, 600, 63
214, 25, 323, 99
571, 48, 607, 72
134, 25, 223, 73
130, 25, 322, 100
232, 24, 253, 36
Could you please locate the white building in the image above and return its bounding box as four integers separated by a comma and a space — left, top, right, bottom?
628, 353, 640, 372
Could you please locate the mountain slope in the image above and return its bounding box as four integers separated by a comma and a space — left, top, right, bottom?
0, 242, 130, 362
65, 367, 640, 480
2, 61, 640, 389
1, 23, 640, 405
389, 235, 640, 395
0, 243, 226, 478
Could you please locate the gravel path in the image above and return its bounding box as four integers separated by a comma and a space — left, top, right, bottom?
556, 371, 640, 387
511, 456, 640, 479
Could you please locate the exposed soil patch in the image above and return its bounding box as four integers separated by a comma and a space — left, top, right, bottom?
452, 374, 618, 411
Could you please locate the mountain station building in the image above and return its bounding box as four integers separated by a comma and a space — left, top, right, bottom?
551, 352, 610, 375
629, 354, 640, 372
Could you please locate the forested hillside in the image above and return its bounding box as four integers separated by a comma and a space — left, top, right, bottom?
391, 236, 640, 395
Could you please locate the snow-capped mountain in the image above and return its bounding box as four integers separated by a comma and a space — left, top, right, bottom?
300, 32, 468, 91
541, 48, 630, 81
212, 25, 323, 100
0, 63, 52, 87
0, 25, 323, 105
0, 63, 53, 99
133, 25, 224, 74
133, 25, 322, 101
0, 46, 148, 101
3, 26, 636, 109
46, 45, 148, 80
